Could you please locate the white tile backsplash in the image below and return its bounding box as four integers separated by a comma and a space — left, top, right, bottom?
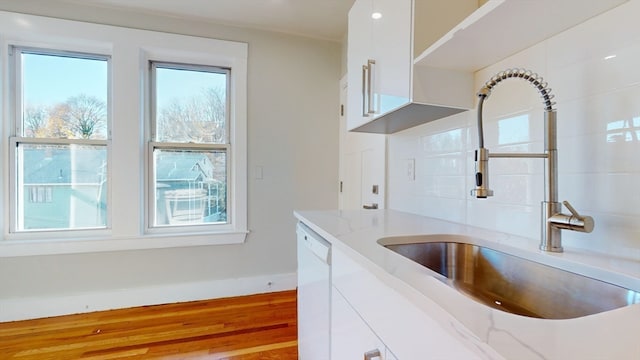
388, 0, 640, 260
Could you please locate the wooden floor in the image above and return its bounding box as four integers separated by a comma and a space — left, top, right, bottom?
0, 290, 298, 359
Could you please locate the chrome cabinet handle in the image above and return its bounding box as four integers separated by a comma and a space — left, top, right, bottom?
361, 59, 377, 117
362, 203, 378, 210
362, 64, 369, 117
366, 59, 376, 115
364, 349, 381, 360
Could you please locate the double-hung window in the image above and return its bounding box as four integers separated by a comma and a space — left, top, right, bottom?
149, 62, 230, 229
9, 48, 110, 233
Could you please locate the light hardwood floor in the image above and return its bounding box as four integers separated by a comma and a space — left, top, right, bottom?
0, 290, 298, 359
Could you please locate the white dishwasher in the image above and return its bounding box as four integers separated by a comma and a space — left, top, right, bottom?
296, 222, 331, 360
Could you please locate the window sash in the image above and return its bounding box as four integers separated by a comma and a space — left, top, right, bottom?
11, 46, 111, 140
147, 143, 231, 230
9, 137, 109, 233
149, 61, 231, 144
9, 47, 111, 234
148, 61, 232, 231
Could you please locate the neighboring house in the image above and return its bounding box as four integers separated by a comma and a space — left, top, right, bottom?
154, 151, 226, 225
22, 149, 225, 230
22, 146, 107, 230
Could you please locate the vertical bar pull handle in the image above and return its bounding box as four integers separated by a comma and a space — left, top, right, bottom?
366, 59, 376, 115
362, 64, 369, 117
364, 349, 382, 360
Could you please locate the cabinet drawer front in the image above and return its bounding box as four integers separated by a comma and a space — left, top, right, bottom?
332, 285, 391, 359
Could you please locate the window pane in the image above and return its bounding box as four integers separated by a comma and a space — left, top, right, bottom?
22, 52, 108, 139
155, 66, 227, 144
153, 149, 227, 226
16, 143, 107, 231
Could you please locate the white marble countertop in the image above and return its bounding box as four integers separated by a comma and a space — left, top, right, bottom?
295, 209, 640, 360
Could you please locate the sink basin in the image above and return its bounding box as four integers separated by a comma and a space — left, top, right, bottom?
381, 236, 640, 319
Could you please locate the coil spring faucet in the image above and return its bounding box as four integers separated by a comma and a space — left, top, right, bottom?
472, 69, 594, 253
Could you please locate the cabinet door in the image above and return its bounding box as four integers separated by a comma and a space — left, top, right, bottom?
347, 0, 374, 130
332, 285, 390, 360
347, 0, 412, 131
339, 75, 386, 211
370, 0, 412, 115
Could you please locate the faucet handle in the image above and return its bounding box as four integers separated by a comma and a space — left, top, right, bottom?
549, 200, 595, 233
562, 201, 582, 218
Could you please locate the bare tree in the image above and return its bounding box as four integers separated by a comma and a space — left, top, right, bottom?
63, 94, 107, 139
23, 105, 48, 137
157, 87, 226, 143
200, 87, 226, 143
43, 103, 74, 138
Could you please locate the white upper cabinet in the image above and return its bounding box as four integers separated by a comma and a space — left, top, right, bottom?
347, 0, 477, 133
347, 0, 412, 131
347, 0, 630, 134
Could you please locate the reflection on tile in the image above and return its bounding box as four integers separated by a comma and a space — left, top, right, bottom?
423, 155, 465, 176
419, 196, 466, 223
490, 174, 542, 206
606, 117, 640, 143
498, 114, 530, 145
422, 128, 464, 154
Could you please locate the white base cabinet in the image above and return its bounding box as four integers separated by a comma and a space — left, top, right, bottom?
296, 219, 495, 359
330, 242, 491, 359
332, 285, 397, 360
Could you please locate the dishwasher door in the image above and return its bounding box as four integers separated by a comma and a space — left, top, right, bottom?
297, 222, 331, 360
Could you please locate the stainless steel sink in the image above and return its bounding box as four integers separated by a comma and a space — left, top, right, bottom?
382, 238, 640, 319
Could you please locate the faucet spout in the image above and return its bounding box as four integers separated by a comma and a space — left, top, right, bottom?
471, 147, 493, 198
472, 68, 593, 253
471, 92, 493, 198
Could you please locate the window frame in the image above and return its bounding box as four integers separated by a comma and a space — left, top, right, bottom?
147, 61, 233, 232
0, 12, 248, 255
8, 46, 112, 235
142, 52, 247, 237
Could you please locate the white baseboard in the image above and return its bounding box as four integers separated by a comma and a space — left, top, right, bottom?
0, 272, 297, 322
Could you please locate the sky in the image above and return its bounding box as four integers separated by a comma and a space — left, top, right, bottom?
155, 66, 226, 107
22, 52, 227, 109
23, 53, 107, 106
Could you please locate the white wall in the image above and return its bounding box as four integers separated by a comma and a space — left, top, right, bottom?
389, 0, 640, 260
0, 2, 340, 320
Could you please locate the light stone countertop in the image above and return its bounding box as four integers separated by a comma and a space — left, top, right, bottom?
295, 209, 640, 360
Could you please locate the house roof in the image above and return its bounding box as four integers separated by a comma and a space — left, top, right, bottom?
22, 147, 106, 184
22, 148, 216, 184
155, 151, 214, 182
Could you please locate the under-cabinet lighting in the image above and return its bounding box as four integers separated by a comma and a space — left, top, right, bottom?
604, 54, 617, 60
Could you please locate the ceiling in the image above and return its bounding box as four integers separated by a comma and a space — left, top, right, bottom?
64, 0, 355, 41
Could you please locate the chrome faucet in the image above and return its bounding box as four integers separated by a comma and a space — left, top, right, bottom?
471, 69, 594, 253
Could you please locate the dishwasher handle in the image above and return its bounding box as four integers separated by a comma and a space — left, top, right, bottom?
297, 223, 331, 264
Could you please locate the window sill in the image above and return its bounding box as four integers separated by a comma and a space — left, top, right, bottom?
0, 231, 249, 257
